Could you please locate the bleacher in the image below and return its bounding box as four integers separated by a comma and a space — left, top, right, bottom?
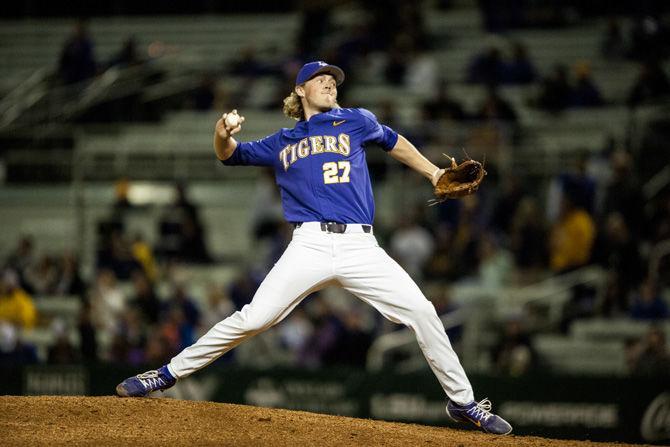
1, 5, 668, 376
0, 14, 299, 94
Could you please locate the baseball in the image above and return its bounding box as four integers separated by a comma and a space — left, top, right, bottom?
224, 113, 240, 128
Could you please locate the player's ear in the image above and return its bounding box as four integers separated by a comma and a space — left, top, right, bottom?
295, 85, 305, 98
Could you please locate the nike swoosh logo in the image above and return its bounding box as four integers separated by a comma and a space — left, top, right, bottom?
464, 415, 482, 427
332, 120, 346, 126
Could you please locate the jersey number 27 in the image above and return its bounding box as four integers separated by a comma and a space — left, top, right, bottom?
323, 161, 350, 184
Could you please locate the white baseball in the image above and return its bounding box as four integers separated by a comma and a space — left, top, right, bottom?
224, 113, 240, 128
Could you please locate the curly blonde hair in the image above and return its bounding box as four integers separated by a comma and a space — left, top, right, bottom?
282, 91, 304, 121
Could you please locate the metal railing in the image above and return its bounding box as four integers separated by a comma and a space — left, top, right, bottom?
0, 52, 204, 133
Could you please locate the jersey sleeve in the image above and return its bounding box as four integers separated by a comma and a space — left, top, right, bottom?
221, 131, 281, 167
357, 108, 399, 151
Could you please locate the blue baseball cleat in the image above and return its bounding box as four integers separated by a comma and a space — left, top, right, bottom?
446, 398, 513, 435
116, 365, 176, 397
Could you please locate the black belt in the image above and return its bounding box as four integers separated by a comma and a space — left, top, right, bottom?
292, 222, 372, 234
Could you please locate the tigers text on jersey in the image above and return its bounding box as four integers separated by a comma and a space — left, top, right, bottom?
222, 108, 398, 225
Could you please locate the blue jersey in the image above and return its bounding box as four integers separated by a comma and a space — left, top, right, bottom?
222, 108, 398, 225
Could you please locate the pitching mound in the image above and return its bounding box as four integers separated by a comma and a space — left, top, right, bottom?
0, 396, 650, 446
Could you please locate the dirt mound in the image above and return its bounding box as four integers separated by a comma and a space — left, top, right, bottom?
0, 396, 650, 446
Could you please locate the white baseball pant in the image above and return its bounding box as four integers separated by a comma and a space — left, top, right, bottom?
168, 222, 474, 405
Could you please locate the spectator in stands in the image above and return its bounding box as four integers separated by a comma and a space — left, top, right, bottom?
446, 196, 484, 280
24, 255, 59, 295
363, 0, 427, 52
468, 89, 518, 160
422, 80, 467, 122
128, 270, 161, 325
109, 307, 146, 365
569, 62, 604, 108
592, 213, 643, 313
390, 211, 434, 281
296, 0, 333, 59
510, 197, 549, 280
503, 41, 537, 85
404, 45, 439, 95
168, 284, 201, 330
628, 16, 670, 62
144, 331, 173, 365
54, 251, 86, 297
107, 36, 144, 69
629, 326, 670, 376
475, 88, 518, 124
491, 316, 536, 376
278, 307, 314, 363
5, 236, 35, 291
537, 64, 571, 112
627, 60, 670, 109
97, 231, 143, 280
600, 17, 627, 60
159, 306, 194, 353
77, 301, 98, 362
263, 221, 294, 274
425, 224, 456, 281
549, 190, 596, 274
251, 168, 285, 242
90, 268, 126, 333
228, 268, 262, 310
478, 0, 523, 32
231, 46, 271, 78
467, 47, 505, 86
547, 154, 597, 219
58, 19, 97, 85
190, 75, 216, 111
0, 269, 37, 329
297, 297, 343, 368
323, 307, 373, 367
491, 177, 525, 234
47, 318, 79, 364
599, 272, 628, 317
430, 285, 463, 343
384, 34, 412, 86
332, 23, 374, 79
477, 232, 514, 290
647, 190, 670, 244
131, 234, 157, 283
203, 283, 235, 331
601, 150, 644, 236
157, 183, 211, 263
112, 177, 132, 212
0, 321, 37, 366
630, 278, 669, 320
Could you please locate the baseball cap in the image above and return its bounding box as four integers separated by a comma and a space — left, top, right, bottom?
295, 61, 345, 86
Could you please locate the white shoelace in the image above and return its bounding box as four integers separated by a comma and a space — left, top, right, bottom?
466, 398, 494, 422
137, 370, 166, 390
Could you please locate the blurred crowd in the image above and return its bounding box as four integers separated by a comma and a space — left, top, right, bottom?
2, 3, 670, 377
5, 144, 669, 375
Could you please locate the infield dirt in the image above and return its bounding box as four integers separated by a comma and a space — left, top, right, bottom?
0, 396, 652, 446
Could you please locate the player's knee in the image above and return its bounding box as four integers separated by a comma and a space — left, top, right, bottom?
412, 300, 439, 320
239, 306, 275, 333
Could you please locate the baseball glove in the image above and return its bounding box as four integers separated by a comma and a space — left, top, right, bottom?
432, 156, 486, 203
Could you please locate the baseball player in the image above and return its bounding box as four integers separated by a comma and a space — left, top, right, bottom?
116, 61, 512, 435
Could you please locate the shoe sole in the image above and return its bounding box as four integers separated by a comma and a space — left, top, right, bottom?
116, 383, 149, 398
116, 383, 131, 397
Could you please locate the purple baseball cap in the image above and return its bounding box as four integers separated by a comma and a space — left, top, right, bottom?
295, 61, 345, 86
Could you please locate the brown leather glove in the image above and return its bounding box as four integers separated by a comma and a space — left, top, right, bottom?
433, 158, 487, 203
